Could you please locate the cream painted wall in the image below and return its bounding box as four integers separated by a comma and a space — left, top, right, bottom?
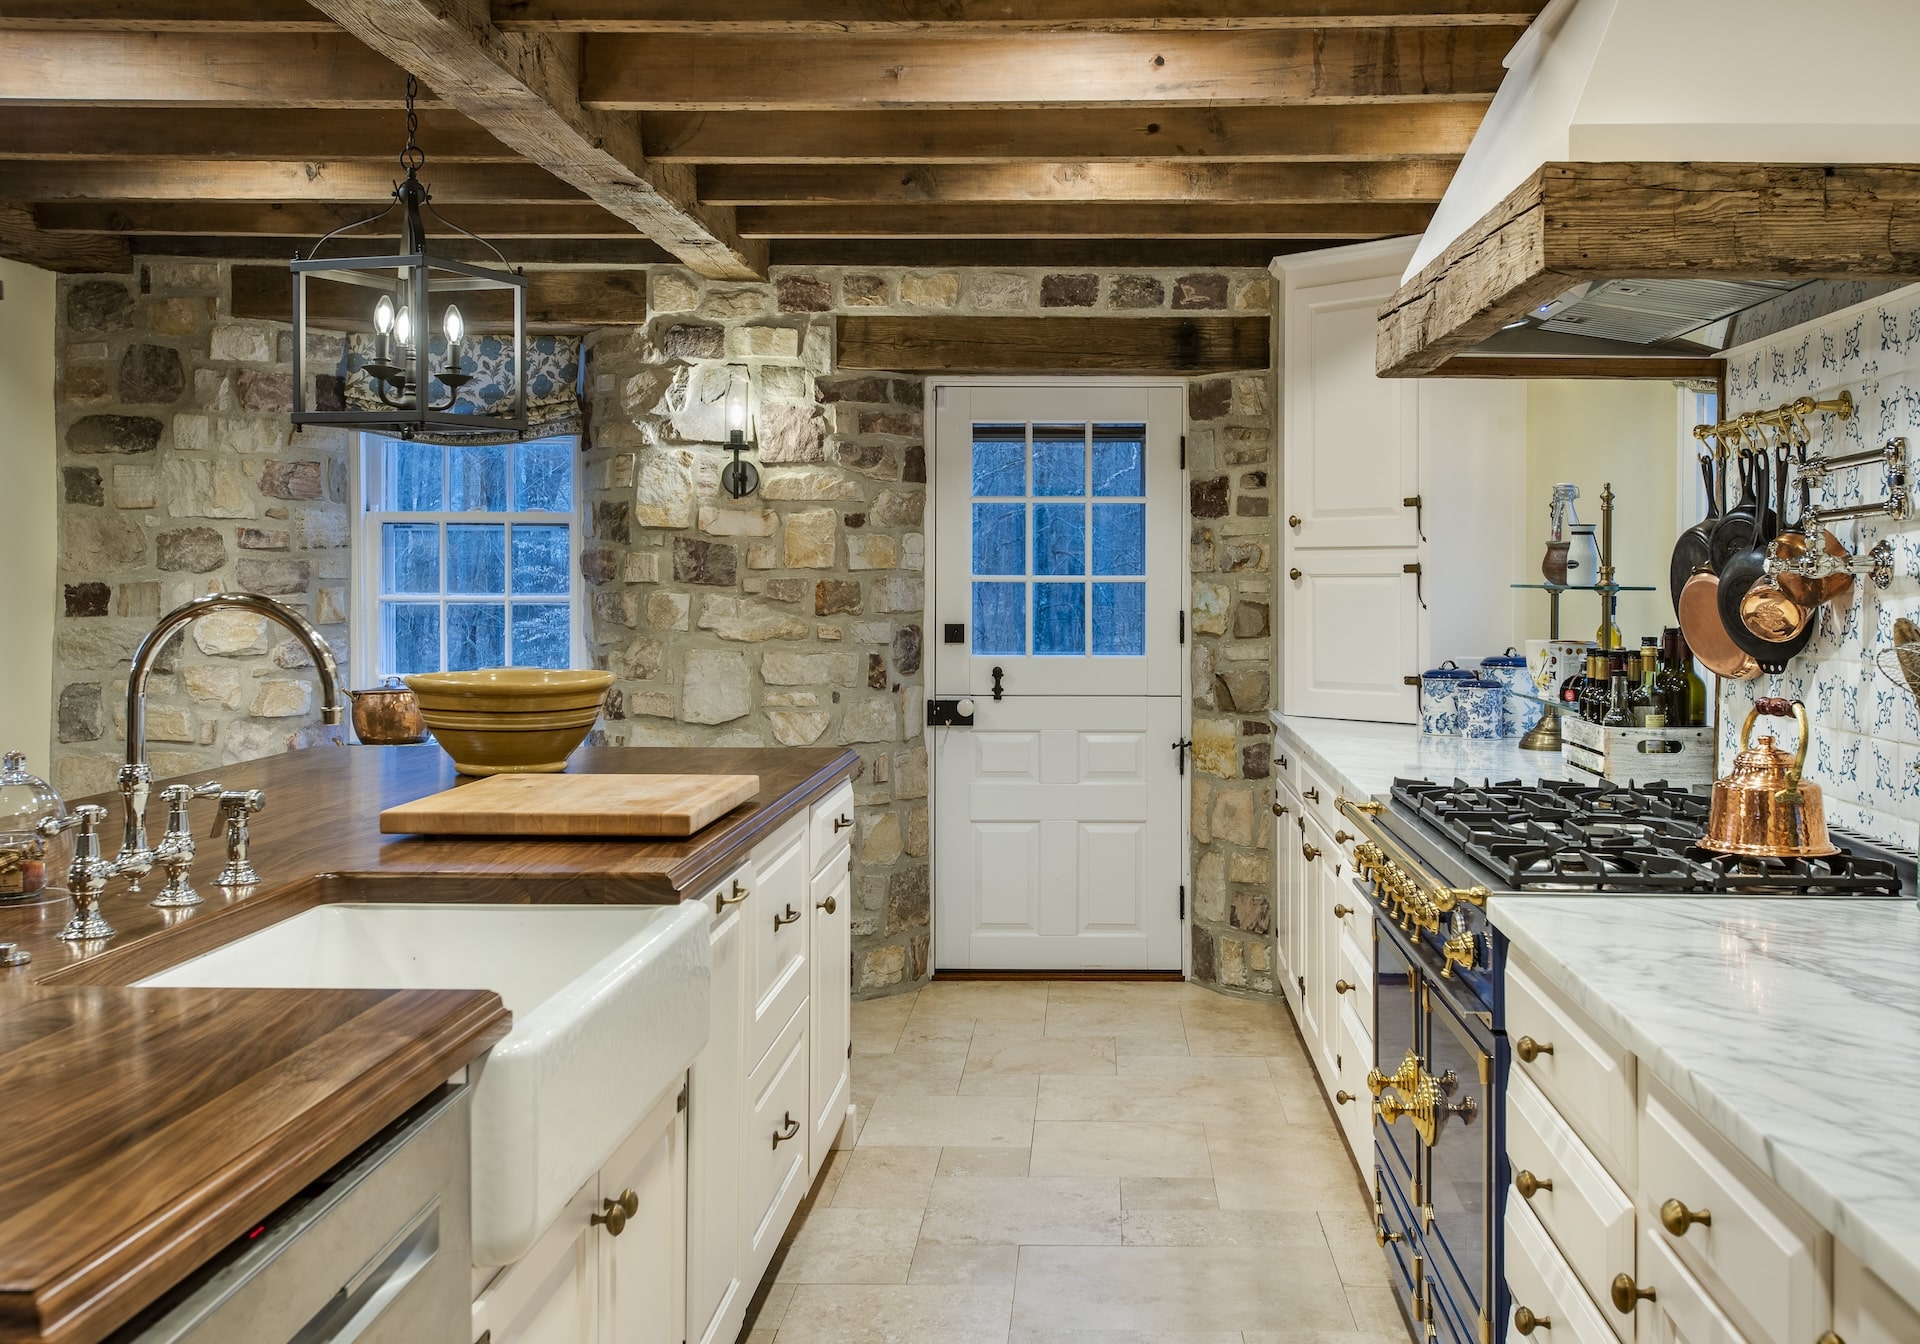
0, 259, 57, 764
1523, 379, 1683, 646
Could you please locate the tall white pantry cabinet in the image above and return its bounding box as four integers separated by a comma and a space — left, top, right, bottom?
1273, 238, 1526, 723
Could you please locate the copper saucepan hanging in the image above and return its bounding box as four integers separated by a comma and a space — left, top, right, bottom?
1701, 697, 1837, 858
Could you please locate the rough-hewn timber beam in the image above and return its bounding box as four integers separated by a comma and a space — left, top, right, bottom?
302, 0, 764, 278
501, 0, 1546, 31
736, 202, 1433, 238
0, 203, 129, 273
0, 1, 331, 29
1377, 162, 1920, 377
839, 314, 1271, 373
697, 160, 1456, 205
35, 200, 634, 237
0, 31, 419, 107
582, 27, 1520, 110
0, 108, 517, 162
230, 263, 645, 329
129, 235, 678, 265
0, 160, 581, 203
643, 103, 1490, 163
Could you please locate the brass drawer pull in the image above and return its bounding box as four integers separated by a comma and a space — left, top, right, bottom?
1333, 903, 1352, 918
774, 903, 801, 929
1513, 1306, 1551, 1335
592, 1188, 640, 1237
817, 894, 837, 914
832, 814, 853, 832
1335, 979, 1355, 995
1514, 1169, 1552, 1199
1609, 1273, 1655, 1315
1303, 787, 1320, 803
1659, 1198, 1711, 1237
720, 880, 750, 906
772, 1111, 800, 1147
1302, 842, 1321, 862
1515, 1036, 1554, 1063
1275, 753, 1289, 769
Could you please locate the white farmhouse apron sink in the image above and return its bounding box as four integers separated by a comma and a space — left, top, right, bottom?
139, 902, 711, 1265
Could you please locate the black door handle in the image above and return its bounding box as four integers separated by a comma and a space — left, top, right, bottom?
991, 666, 1005, 701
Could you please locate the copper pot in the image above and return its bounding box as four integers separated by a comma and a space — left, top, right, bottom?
347, 677, 428, 746
1701, 697, 1837, 857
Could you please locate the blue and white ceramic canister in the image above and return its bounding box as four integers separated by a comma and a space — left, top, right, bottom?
1457, 680, 1507, 739
1419, 661, 1475, 736
1479, 648, 1539, 737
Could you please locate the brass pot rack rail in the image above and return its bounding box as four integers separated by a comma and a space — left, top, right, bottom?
1692, 392, 1853, 453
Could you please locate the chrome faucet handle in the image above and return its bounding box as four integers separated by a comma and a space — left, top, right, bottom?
212, 789, 266, 888
151, 781, 222, 909
0, 941, 28, 968
116, 761, 155, 891
38, 804, 120, 942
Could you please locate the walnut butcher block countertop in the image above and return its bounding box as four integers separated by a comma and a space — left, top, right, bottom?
0, 744, 859, 1344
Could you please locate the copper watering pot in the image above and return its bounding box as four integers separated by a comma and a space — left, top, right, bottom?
346, 677, 428, 746
1701, 697, 1837, 858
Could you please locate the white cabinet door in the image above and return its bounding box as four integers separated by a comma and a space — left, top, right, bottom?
743, 1004, 812, 1282
601, 1095, 687, 1344
1272, 784, 1301, 992
808, 860, 852, 1176
1282, 273, 1419, 552
687, 896, 747, 1344
1282, 551, 1420, 722
478, 1177, 601, 1344
745, 816, 810, 1073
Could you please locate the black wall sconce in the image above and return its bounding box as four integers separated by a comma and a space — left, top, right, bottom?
720, 365, 759, 499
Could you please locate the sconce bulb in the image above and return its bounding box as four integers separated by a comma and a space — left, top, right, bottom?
374, 294, 394, 334
394, 304, 412, 347
443, 304, 464, 346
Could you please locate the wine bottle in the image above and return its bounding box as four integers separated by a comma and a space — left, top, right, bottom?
1601, 667, 1635, 728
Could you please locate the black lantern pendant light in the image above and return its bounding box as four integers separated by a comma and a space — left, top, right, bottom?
289, 77, 528, 439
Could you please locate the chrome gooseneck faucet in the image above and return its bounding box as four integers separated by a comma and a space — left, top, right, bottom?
120, 593, 345, 885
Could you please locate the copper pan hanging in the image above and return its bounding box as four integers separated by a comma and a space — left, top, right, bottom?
1677, 564, 1759, 680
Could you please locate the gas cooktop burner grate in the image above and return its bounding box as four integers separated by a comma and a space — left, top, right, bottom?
1387, 777, 1906, 897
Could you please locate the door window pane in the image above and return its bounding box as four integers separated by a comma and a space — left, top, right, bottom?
1092, 583, 1146, 655
383, 602, 440, 673
972, 503, 1026, 576
447, 602, 506, 670
1092, 503, 1146, 576
1033, 582, 1086, 655
446, 524, 506, 594
971, 427, 1026, 497
1032, 504, 1086, 576
511, 524, 572, 595
511, 602, 571, 668
513, 439, 574, 512
972, 583, 1025, 655
1092, 426, 1146, 497
1031, 425, 1087, 497
449, 443, 509, 511
383, 441, 443, 511
381, 523, 439, 594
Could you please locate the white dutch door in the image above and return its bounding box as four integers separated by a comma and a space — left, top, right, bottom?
931, 384, 1184, 972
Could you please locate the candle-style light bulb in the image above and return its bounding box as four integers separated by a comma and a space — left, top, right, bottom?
394, 304, 412, 348
443, 304, 464, 368
374, 294, 394, 334
726, 369, 749, 442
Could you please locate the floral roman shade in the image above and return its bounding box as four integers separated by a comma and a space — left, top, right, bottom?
341, 334, 582, 445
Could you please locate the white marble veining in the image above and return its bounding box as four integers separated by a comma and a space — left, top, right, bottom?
1269, 712, 1572, 800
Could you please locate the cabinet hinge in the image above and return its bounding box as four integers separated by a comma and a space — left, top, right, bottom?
1179, 434, 1187, 470
1178, 610, 1186, 644
677, 1083, 689, 1113
1178, 885, 1186, 920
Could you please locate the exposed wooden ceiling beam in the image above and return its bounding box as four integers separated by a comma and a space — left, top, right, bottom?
771, 238, 1310, 266
735, 202, 1433, 237
501, 0, 1546, 31
0, 108, 518, 162
230, 263, 647, 329
0, 203, 129, 273
582, 27, 1519, 110
0, 1, 331, 29
644, 103, 1490, 163
0, 160, 581, 203
838, 314, 1270, 373
128, 234, 679, 265
0, 31, 420, 107
302, 0, 763, 279
697, 159, 1455, 205
35, 200, 636, 237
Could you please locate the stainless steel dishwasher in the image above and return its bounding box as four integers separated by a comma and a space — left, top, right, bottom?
108, 1083, 473, 1344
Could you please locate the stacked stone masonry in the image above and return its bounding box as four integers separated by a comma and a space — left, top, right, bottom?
46, 261, 1275, 1000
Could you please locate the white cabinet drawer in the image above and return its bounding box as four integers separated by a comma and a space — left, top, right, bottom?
1297, 759, 1335, 832
1835, 1241, 1920, 1344
808, 780, 855, 878
1639, 1083, 1828, 1344
1633, 1227, 1752, 1344
1271, 736, 1300, 797
743, 1001, 811, 1278
745, 815, 811, 1074
1507, 954, 1636, 1185
1507, 1070, 1635, 1338
1332, 994, 1372, 1164
1335, 917, 1373, 1027
1505, 1195, 1623, 1344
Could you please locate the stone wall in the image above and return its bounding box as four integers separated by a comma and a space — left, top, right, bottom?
49, 261, 349, 801
580, 265, 1278, 996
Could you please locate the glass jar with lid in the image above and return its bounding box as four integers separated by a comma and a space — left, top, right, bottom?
0, 751, 69, 902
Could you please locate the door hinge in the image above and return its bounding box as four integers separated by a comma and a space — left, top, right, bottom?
1179, 434, 1187, 470
1172, 737, 1192, 775
1404, 561, 1426, 610
1178, 611, 1186, 644
1178, 885, 1186, 919
1404, 494, 1425, 542
677, 1083, 689, 1113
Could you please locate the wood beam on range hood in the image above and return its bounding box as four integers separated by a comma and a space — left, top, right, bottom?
1376, 161, 1920, 378
498, 0, 1547, 31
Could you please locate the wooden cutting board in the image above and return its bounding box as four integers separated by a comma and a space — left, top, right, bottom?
379, 772, 761, 838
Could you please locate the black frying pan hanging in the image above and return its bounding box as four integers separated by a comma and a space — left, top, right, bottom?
1716, 447, 1815, 674
1709, 450, 1763, 575
1669, 453, 1720, 613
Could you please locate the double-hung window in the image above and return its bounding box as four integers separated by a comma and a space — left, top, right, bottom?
352, 435, 583, 681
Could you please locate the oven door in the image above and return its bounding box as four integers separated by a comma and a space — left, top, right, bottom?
1372, 913, 1422, 1188
1423, 978, 1496, 1342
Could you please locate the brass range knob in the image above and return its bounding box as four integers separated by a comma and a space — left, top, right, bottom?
1335, 979, 1355, 995
1515, 1036, 1554, 1063
1514, 1169, 1552, 1199
592, 1188, 641, 1236
1609, 1272, 1655, 1315
1374, 1215, 1402, 1247
1659, 1197, 1711, 1237
1513, 1306, 1552, 1335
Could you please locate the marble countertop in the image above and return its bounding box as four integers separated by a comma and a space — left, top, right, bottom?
1271, 712, 1920, 1312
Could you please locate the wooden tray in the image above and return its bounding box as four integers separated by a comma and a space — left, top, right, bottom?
379, 772, 761, 838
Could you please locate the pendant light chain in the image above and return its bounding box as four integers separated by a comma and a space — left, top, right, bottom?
399, 75, 425, 175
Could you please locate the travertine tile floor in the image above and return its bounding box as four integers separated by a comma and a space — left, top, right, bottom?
741, 980, 1406, 1344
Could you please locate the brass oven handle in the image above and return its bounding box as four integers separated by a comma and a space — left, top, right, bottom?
1609, 1273, 1655, 1314
833, 814, 853, 832
1515, 1036, 1554, 1063
1335, 980, 1355, 994
1659, 1198, 1712, 1237
1332, 903, 1352, 918
1302, 842, 1321, 862
720, 880, 751, 906
1514, 1169, 1552, 1199
592, 1188, 640, 1236
1513, 1306, 1552, 1335
772, 1112, 800, 1147
1337, 794, 1385, 817
773, 904, 802, 930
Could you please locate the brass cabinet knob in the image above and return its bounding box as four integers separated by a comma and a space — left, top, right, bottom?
1273, 802, 1290, 818
1334, 829, 1355, 844
1289, 567, 1303, 580
1659, 1197, 1711, 1237
1816, 1333, 1845, 1344
592, 1188, 641, 1236
1336, 1090, 1355, 1104
720, 880, 750, 906
1514, 1169, 1552, 1199
1515, 1036, 1554, 1063
1513, 1306, 1552, 1335
1609, 1273, 1655, 1315
1335, 979, 1355, 995
1288, 515, 1302, 528
1333, 903, 1352, 918
817, 894, 838, 914
1302, 842, 1321, 862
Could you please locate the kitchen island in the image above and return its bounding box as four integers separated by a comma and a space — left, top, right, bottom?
0, 743, 858, 1344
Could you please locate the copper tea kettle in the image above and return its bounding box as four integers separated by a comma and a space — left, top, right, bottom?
346, 677, 428, 746
1701, 697, 1836, 858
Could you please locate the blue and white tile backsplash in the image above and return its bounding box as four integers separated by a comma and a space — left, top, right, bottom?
1720, 283, 1920, 850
